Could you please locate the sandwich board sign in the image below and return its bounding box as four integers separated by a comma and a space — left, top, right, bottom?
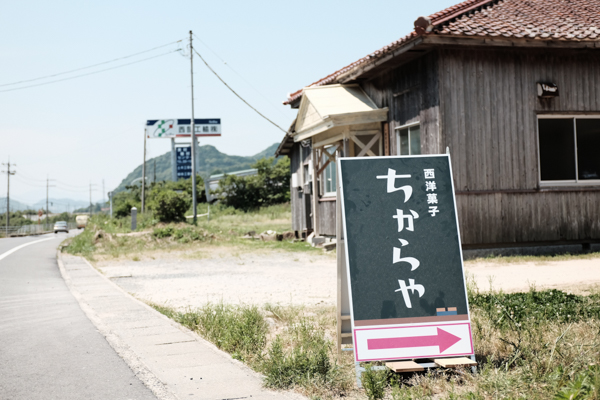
338, 154, 473, 362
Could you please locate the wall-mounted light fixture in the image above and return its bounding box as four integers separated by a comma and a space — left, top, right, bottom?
537, 82, 559, 98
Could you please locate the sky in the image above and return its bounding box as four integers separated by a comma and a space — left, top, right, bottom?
0, 0, 458, 205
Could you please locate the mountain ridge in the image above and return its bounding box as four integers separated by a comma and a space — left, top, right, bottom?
113, 142, 279, 193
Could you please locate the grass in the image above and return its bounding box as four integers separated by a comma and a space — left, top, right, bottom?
63, 203, 324, 261
465, 251, 600, 265
149, 286, 600, 400
149, 301, 354, 399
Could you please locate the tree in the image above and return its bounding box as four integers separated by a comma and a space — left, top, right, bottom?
147, 188, 191, 223
216, 157, 290, 211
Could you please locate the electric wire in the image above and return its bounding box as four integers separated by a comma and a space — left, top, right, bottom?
0, 39, 183, 88
11, 171, 46, 183
192, 33, 289, 119
0, 49, 181, 93
56, 180, 88, 189
192, 47, 287, 133
14, 175, 94, 193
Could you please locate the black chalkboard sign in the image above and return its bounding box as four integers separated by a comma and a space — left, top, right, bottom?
338, 155, 473, 362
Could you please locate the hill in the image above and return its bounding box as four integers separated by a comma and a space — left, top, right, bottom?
113, 143, 279, 193
0, 198, 33, 212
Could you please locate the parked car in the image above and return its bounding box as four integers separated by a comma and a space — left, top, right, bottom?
76, 215, 89, 229
54, 221, 69, 234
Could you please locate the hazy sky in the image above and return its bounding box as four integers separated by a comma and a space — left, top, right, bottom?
1, 0, 457, 204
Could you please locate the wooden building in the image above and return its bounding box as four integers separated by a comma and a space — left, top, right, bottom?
276, 0, 600, 248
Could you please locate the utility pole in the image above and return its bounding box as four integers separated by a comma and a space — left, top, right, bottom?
2, 161, 16, 235
108, 191, 113, 218
89, 183, 97, 216
153, 159, 156, 184
190, 30, 198, 223
102, 179, 105, 206
46, 176, 56, 230
141, 127, 147, 213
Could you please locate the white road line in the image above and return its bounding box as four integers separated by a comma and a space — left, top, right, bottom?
0, 237, 56, 262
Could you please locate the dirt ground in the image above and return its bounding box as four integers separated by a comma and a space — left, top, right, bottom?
95, 249, 336, 310
94, 249, 600, 309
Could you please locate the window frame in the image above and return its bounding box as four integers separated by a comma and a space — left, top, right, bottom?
395, 122, 421, 156
321, 145, 338, 198
537, 114, 600, 187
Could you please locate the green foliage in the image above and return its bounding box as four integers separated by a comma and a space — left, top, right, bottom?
147, 189, 191, 223
361, 364, 388, 400
261, 318, 339, 390
151, 302, 267, 363
151, 226, 210, 242
555, 365, 600, 400
470, 289, 600, 328
113, 143, 279, 193
63, 227, 95, 257
217, 157, 290, 211
112, 185, 141, 218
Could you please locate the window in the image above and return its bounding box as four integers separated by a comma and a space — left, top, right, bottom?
322, 146, 337, 196
396, 124, 421, 155
538, 117, 600, 183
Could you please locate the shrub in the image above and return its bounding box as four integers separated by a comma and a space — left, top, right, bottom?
361, 364, 388, 400
216, 157, 290, 211
147, 190, 191, 223
261, 318, 338, 390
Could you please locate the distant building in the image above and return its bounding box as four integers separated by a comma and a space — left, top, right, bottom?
205, 169, 258, 202
277, 0, 600, 248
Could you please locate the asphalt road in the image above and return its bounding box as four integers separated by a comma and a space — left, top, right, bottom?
0, 232, 157, 400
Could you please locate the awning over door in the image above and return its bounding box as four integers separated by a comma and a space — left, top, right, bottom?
294, 84, 388, 142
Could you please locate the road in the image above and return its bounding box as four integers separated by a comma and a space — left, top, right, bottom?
0, 232, 157, 400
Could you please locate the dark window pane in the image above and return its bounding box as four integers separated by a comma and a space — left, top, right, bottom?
410, 126, 421, 155
399, 129, 409, 155
576, 119, 600, 180
538, 119, 576, 181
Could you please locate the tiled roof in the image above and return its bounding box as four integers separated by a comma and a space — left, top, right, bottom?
436, 0, 600, 38
284, 0, 600, 105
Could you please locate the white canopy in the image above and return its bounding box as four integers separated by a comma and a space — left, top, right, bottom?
294, 84, 388, 142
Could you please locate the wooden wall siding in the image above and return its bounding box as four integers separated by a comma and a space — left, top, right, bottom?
317, 200, 337, 236
362, 51, 442, 156
290, 142, 314, 233
457, 191, 600, 245
289, 143, 303, 232
438, 47, 600, 191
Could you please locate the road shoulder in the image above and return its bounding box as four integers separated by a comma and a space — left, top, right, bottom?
57, 251, 305, 400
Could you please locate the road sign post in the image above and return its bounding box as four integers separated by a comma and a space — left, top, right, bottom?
337, 154, 474, 379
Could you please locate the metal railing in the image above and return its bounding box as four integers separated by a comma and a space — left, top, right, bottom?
0, 222, 78, 238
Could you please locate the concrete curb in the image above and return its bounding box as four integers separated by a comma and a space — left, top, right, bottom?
56, 250, 306, 400
57, 250, 178, 400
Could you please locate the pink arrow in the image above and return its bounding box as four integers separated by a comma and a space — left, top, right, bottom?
367, 328, 461, 353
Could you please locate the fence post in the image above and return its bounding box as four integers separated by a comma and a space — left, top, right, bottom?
131, 207, 137, 231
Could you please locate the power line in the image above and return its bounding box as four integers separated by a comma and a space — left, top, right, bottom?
192, 47, 287, 133
0, 49, 181, 93
192, 33, 289, 119
14, 175, 93, 192
0, 39, 184, 88
56, 180, 88, 189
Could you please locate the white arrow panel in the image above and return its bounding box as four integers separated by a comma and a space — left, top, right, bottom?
354, 322, 473, 361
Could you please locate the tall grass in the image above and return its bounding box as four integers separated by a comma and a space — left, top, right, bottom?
63, 203, 322, 260
149, 288, 600, 400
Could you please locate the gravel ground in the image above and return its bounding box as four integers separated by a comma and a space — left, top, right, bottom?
95, 249, 336, 310
95, 250, 600, 310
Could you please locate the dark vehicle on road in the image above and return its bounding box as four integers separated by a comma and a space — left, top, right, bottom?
54, 221, 69, 234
